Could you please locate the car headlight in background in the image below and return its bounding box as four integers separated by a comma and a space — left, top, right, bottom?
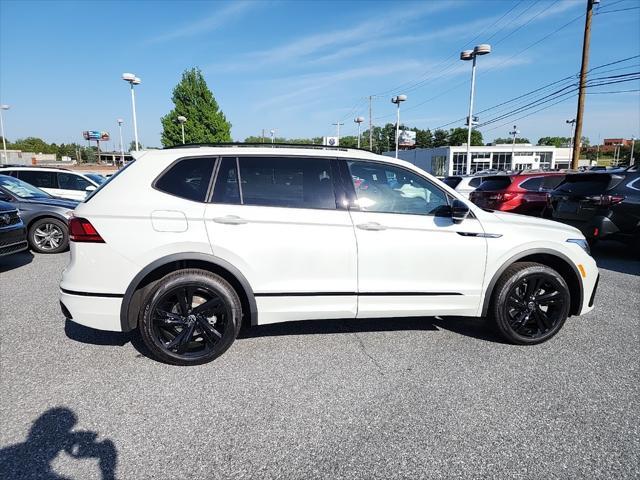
567, 238, 590, 255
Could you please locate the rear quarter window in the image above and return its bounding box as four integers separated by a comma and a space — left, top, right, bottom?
155, 157, 215, 202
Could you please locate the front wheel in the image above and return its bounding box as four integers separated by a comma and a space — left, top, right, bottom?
139, 269, 242, 365
491, 262, 570, 345
28, 218, 69, 254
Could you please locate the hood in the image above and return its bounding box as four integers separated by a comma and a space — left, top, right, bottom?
19, 197, 79, 209
490, 210, 583, 237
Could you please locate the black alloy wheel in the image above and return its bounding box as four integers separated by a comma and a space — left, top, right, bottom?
139, 269, 242, 365
492, 262, 570, 345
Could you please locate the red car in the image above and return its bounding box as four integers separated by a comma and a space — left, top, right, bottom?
469, 172, 566, 216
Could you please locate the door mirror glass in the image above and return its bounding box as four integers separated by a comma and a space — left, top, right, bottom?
451, 199, 470, 223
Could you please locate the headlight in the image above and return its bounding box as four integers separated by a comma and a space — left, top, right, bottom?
567, 238, 590, 255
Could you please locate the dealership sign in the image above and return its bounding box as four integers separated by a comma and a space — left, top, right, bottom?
398, 130, 416, 147
323, 136, 339, 146
83, 131, 110, 141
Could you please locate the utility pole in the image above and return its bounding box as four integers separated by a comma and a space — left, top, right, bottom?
509, 125, 520, 170
332, 122, 344, 141
261, 129, 265, 143
566, 119, 576, 149
368, 95, 373, 151
630, 136, 636, 166
571, 0, 598, 169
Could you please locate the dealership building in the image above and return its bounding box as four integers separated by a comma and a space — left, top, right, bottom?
384, 144, 574, 177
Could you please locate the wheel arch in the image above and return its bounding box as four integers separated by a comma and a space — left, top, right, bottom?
481, 248, 583, 317
119, 253, 258, 332
26, 213, 69, 231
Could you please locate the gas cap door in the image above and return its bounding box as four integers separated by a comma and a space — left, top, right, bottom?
151, 210, 188, 232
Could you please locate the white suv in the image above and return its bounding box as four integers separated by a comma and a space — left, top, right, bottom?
60, 145, 598, 365
0, 167, 102, 201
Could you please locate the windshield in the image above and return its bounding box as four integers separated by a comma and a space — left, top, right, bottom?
85, 173, 108, 185
0, 174, 51, 199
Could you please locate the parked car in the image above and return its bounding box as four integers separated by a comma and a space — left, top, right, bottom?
549, 167, 639, 245
0, 166, 102, 201
0, 199, 28, 257
0, 174, 78, 253
441, 175, 485, 199
469, 172, 567, 216
60, 144, 598, 365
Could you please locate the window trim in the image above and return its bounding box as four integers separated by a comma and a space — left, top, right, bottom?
152, 155, 217, 203
341, 159, 452, 217
209, 154, 344, 212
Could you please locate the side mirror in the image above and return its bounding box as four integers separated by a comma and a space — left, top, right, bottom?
85, 185, 97, 192
451, 199, 470, 224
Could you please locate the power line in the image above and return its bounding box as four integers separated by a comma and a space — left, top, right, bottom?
587, 88, 640, 94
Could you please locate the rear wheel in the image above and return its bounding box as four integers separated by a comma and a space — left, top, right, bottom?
139, 269, 242, 365
491, 262, 570, 345
28, 218, 69, 254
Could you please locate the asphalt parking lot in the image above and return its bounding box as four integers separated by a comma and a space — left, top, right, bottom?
1, 243, 638, 480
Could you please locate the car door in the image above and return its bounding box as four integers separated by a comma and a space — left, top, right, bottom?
56, 172, 93, 201
17, 170, 59, 197
204, 156, 357, 324
344, 159, 487, 318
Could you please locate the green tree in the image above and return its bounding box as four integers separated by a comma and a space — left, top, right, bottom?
537, 136, 571, 147
128, 140, 143, 151
415, 128, 433, 148
448, 127, 483, 146
161, 67, 231, 147
493, 137, 530, 144
432, 129, 449, 147
9, 137, 57, 154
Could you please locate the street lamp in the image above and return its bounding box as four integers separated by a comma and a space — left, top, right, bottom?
122, 73, 141, 151
270, 129, 276, 144
566, 119, 576, 148
461, 44, 491, 175
354, 116, 365, 148
509, 125, 520, 170
117, 118, 125, 166
391, 94, 407, 158
177, 115, 187, 144
0, 104, 10, 164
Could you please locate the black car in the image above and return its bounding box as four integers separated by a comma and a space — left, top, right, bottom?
0, 199, 28, 257
0, 174, 78, 254
549, 166, 640, 245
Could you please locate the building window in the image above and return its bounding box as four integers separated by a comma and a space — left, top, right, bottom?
536, 151, 552, 170
452, 152, 467, 175
431, 155, 446, 176
470, 152, 490, 173
493, 152, 512, 171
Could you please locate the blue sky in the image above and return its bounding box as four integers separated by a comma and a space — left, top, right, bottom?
1, 0, 638, 149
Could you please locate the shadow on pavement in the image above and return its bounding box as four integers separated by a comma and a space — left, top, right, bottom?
65, 320, 130, 346
592, 240, 640, 276
0, 250, 33, 273
239, 315, 506, 344
0, 407, 117, 480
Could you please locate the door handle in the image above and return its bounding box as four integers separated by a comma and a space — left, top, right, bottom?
356, 222, 387, 231
213, 215, 248, 225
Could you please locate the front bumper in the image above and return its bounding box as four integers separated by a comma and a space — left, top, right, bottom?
0, 226, 28, 257
59, 289, 123, 331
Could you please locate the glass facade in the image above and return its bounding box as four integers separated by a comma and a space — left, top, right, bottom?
471, 152, 491, 173
493, 152, 512, 171
452, 152, 467, 175
432, 155, 447, 177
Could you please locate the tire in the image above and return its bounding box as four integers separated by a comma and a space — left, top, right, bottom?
28, 218, 69, 254
491, 262, 570, 345
139, 269, 242, 366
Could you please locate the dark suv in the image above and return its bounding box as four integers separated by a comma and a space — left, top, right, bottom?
549, 166, 640, 244
0, 199, 28, 257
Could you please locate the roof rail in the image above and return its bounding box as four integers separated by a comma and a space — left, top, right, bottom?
0, 164, 72, 171
163, 142, 373, 153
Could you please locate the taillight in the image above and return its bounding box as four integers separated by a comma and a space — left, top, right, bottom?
69, 217, 105, 243
586, 194, 625, 206
488, 192, 518, 202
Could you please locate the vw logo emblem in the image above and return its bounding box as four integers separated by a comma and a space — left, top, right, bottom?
0, 214, 10, 225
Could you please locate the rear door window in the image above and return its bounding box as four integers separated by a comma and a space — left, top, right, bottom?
17, 170, 57, 189
237, 156, 336, 210
520, 177, 543, 192
57, 173, 92, 191
155, 157, 215, 202
475, 176, 512, 191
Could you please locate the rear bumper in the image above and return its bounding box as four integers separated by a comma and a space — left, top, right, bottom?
553, 215, 624, 240
59, 289, 123, 332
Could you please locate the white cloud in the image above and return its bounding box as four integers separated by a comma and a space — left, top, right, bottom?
146, 1, 255, 44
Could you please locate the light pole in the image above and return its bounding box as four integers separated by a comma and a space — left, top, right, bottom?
270, 129, 276, 144
122, 73, 141, 151
391, 95, 407, 158
0, 104, 10, 164
566, 119, 576, 149
509, 125, 520, 169
177, 116, 187, 144
630, 136, 636, 166
461, 44, 491, 174
117, 118, 125, 166
332, 121, 344, 143
354, 116, 365, 148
